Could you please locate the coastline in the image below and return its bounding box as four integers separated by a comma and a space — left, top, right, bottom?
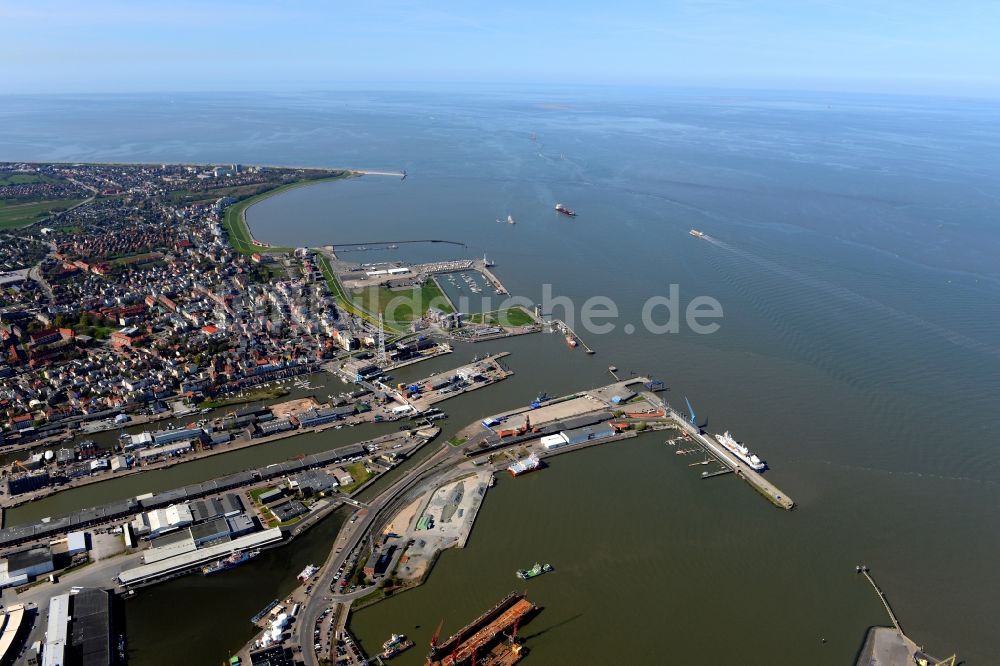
223, 171, 356, 254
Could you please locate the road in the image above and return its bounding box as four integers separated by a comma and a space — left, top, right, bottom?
292, 442, 462, 666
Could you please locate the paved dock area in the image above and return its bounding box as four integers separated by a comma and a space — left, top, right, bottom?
855, 626, 917, 666
394, 470, 491, 584
406, 353, 513, 411
481, 395, 601, 433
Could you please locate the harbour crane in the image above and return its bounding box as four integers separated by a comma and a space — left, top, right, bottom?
429, 618, 443, 652
684, 396, 697, 426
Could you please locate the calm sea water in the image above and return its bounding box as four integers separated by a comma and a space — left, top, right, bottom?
2, 88, 998, 664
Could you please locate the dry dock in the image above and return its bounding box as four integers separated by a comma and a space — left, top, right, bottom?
428, 592, 537, 666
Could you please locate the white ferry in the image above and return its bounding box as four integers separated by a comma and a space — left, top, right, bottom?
714, 431, 766, 471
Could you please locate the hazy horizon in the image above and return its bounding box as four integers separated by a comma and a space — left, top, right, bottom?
3, 1, 998, 98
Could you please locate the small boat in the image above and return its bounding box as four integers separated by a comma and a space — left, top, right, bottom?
554, 203, 576, 217
565, 335, 578, 348
507, 215, 515, 225
689, 229, 705, 238
381, 633, 414, 659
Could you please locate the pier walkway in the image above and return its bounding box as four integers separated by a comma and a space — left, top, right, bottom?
854, 567, 957, 666
861, 568, 904, 633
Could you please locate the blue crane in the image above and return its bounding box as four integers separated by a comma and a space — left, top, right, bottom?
684, 396, 697, 426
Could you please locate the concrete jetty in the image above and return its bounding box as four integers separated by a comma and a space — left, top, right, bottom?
550, 318, 595, 354
355, 169, 407, 178
643, 392, 795, 509
679, 416, 794, 509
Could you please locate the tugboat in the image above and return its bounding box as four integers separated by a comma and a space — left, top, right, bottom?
516, 562, 554, 580
554, 203, 577, 217
381, 633, 414, 659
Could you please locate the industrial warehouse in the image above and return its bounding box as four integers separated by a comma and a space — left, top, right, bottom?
37, 588, 120, 666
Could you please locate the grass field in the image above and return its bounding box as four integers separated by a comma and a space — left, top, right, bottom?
0, 198, 86, 229
467, 306, 535, 327
0, 174, 61, 186
222, 174, 350, 255
338, 463, 374, 494
351, 279, 454, 324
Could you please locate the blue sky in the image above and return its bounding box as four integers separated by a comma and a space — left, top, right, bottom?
1, 0, 997, 96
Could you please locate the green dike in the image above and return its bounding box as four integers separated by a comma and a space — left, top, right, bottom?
222, 173, 353, 255
315, 252, 398, 332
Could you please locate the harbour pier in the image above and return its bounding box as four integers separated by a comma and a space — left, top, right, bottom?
473, 258, 509, 295
549, 318, 595, 354
646, 393, 795, 509
681, 416, 793, 509
405, 352, 513, 411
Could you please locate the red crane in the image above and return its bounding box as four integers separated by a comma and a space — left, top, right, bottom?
430, 618, 444, 649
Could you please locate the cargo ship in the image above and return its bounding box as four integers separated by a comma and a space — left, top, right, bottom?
554, 203, 576, 217
565, 335, 578, 348
382, 633, 415, 659
689, 229, 705, 238
714, 431, 767, 471
507, 454, 541, 477
515, 562, 553, 580
202, 549, 260, 575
